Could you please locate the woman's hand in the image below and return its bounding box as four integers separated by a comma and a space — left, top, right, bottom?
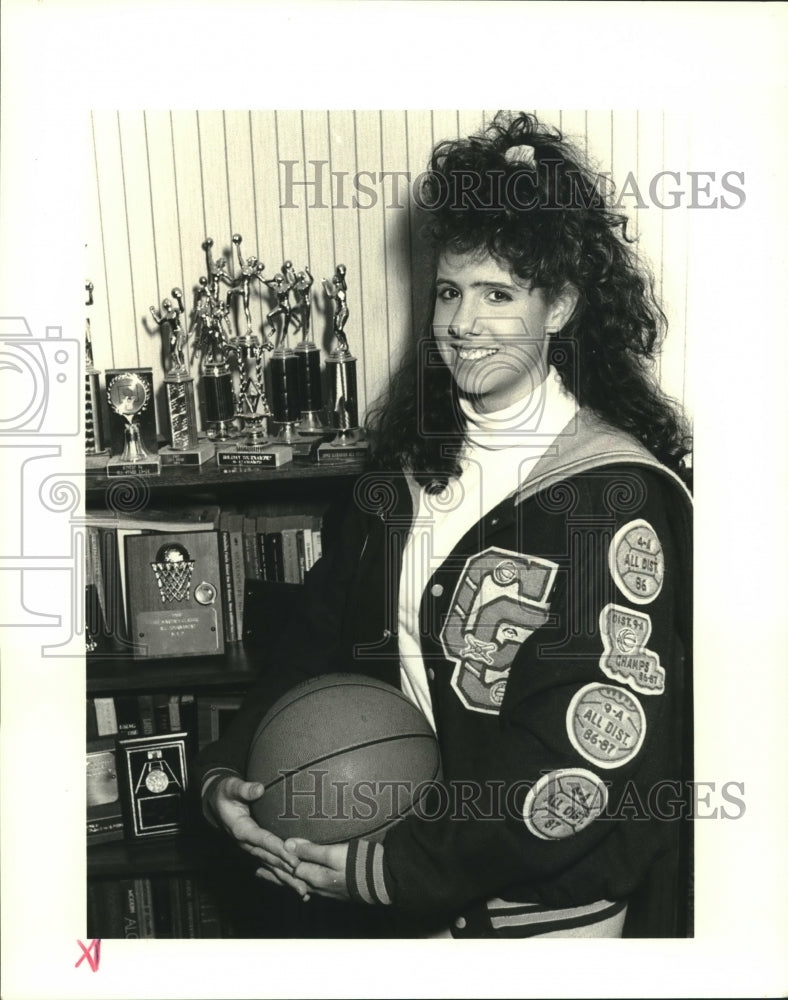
286, 839, 351, 901
206, 775, 311, 899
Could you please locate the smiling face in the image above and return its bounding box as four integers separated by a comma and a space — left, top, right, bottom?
433, 252, 576, 413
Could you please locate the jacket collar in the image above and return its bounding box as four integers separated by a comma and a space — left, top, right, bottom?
513, 409, 693, 507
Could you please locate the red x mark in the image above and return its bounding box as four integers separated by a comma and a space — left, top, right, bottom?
76, 939, 101, 972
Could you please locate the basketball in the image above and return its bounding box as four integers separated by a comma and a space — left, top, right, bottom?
246, 673, 441, 844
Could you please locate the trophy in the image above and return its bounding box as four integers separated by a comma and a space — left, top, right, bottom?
84, 280, 109, 468
150, 287, 214, 466
105, 368, 160, 476
265, 261, 301, 444
215, 235, 292, 468
197, 239, 236, 442
318, 264, 368, 462
292, 267, 326, 436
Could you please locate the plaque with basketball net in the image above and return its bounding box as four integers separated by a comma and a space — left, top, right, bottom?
124, 530, 225, 658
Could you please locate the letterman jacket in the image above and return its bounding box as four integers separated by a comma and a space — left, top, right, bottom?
195, 409, 693, 937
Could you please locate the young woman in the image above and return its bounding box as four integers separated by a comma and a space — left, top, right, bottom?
195, 111, 693, 938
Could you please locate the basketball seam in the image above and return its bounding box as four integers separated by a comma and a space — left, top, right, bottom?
259, 732, 439, 795
253, 678, 420, 740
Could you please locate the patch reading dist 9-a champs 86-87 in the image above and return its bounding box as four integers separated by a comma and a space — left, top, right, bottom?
566, 682, 646, 769
599, 604, 665, 695
609, 518, 664, 605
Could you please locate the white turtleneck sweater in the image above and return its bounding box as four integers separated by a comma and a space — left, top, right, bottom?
398, 367, 579, 728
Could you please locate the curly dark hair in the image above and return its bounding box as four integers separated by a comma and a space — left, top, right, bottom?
365, 111, 692, 485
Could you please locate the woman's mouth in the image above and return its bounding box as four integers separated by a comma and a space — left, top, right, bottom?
456, 345, 499, 361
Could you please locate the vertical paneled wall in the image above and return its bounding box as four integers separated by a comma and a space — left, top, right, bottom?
88, 109, 692, 437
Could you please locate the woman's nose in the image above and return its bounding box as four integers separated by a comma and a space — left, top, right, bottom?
447, 300, 479, 339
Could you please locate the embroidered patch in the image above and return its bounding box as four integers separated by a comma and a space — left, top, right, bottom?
609, 519, 664, 605
599, 604, 665, 695
442, 547, 558, 715
523, 768, 607, 840
567, 683, 646, 769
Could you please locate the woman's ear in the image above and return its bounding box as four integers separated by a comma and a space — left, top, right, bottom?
546, 284, 579, 333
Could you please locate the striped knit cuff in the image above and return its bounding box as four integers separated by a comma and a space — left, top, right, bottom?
200, 767, 242, 826
345, 839, 392, 906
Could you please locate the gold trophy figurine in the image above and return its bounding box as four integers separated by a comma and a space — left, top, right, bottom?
265, 262, 301, 444
150, 287, 213, 466
85, 279, 109, 465
318, 264, 367, 462
293, 266, 326, 436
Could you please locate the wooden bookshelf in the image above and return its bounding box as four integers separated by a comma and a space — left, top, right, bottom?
87, 645, 260, 695
85, 454, 364, 502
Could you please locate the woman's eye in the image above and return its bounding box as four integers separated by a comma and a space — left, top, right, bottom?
436, 286, 458, 303
487, 289, 512, 303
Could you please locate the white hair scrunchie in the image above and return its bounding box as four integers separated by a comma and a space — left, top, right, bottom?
504, 143, 536, 167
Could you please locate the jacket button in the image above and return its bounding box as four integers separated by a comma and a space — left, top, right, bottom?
490, 516, 499, 527
430, 583, 444, 597
454, 916, 467, 930
427, 668, 435, 682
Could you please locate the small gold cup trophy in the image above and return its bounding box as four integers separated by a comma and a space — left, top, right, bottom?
216, 234, 293, 468
105, 369, 160, 476
317, 264, 368, 462
150, 288, 214, 466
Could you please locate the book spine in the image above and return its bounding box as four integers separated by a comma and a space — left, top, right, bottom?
255, 517, 268, 582
280, 528, 299, 584
101, 880, 124, 938
153, 693, 171, 734
86, 880, 104, 940
114, 695, 141, 736
195, 883, 223, 938
137, 694, 155, 736
150, 875, 174, 939
242, 517, 260, 582
182, 876, 198, 938
267, 532, 284, 583
179, 693, 198, 748
93, 697, 118, 736
169, 877, 185, 938
197, 696, 213, 750
302, 525, 314, 573
135, 878, 155, 938
312, 526, 323, 565
120, 878, 140, 939
168, 693, 181, 732
228, 522, 246, 638
218, 529, 238, 642
86, 698, 99, 740
295, 529, 306, 583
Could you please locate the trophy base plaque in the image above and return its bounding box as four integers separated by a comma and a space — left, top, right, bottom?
317, 431, 369, 464
106, 455, 161, 477
159, 438, 216, 468
86, 449, 110, 471
216, 444, 294, 469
